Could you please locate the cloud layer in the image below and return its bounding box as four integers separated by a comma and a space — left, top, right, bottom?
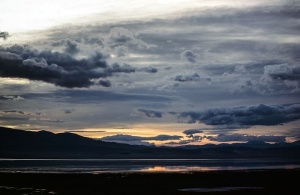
178, 104, 300, 127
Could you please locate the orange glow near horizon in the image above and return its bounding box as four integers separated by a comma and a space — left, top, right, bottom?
2, 121, 296, 146
63, 123, 203, 138
141, 165, 223, 172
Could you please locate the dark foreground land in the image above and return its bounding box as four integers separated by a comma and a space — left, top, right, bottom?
0, 169, 299, 195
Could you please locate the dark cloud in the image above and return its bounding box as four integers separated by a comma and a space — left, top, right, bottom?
182, 129, 203, 138
0, 45, 156, 88
232, 62, 300, 94
152, 135, 183, 141
233, 63, 300, 94
174, 73, 200, 82
0, 46, 105, 88
0, 32, 9, 40
181, 50, 197, 63
98, 79, 111, 87
182, 125, 249, 134
139, 67, 158, 73
264, 64, 300, 82
138, 108, 163, 118
181, 129, 204, 142
178, 103, 300, 127
101, 134, 182, 142
0, 56, 91, 88
205, 134, 286, 143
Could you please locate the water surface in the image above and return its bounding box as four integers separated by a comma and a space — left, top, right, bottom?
1, 158, 299, 173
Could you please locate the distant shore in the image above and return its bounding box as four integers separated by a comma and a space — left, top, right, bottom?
0, 169, 299, 194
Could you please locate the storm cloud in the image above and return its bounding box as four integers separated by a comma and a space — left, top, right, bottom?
179, 104, 300, 127
0, 45, 157, 88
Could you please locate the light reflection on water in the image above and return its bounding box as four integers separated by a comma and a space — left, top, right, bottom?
0, 159, 300, 173
141, 165, 220, 172
140, 165, 300, 173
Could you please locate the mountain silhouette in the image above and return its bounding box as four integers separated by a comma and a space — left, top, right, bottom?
1, 126, 300, 159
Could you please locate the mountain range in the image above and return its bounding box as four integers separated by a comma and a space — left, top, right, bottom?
1, 126, 300, 159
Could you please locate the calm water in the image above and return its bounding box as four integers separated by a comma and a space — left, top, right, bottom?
1, 159, 300, 173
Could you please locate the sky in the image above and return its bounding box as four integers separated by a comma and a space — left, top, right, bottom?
0, 0, 300, 146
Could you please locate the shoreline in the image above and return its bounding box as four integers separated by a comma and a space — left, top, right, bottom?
1, 169, 299, 194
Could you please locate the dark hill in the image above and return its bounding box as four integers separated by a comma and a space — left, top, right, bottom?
0, 127, 192, 159
1, 127, 300, 159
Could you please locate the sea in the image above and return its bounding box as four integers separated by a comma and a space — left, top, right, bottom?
1, 158, 300, 174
